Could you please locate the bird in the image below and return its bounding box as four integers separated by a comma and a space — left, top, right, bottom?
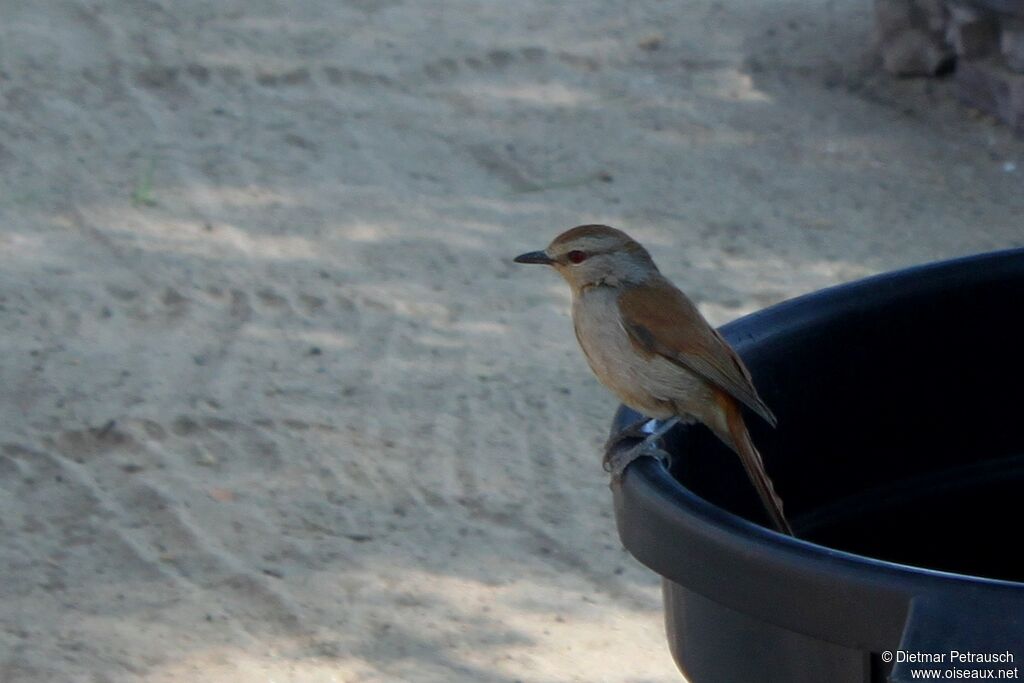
514, 224, 793, 535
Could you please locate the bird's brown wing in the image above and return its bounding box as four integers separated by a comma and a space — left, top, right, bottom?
618, 279, 778, 427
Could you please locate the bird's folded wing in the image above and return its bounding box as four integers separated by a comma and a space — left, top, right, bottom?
618, 281, 778, 427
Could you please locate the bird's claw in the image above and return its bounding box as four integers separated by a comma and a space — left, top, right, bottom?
604, 436, 671, 480
602, 417, 654, 454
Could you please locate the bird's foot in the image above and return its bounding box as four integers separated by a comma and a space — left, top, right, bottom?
602, 417, 655, 454
603, 432, 672, 480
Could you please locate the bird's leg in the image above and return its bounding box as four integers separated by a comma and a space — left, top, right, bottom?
603, 415, 655, 453
604, 416, 680, 478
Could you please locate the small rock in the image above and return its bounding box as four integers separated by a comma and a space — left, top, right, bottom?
95, 420, 117, 439
875, 0, 955, 76
947, 3, 999, 59
194, 445, 218, 467
637, 34, 663, 51
956, 58, 1024, 132
209, 487, 235, 502
1001, 19, 1024, 72
345, 534, 373, 543
881, 28, 955, 77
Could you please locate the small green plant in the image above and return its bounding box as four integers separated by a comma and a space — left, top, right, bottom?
132, 157, 158, 207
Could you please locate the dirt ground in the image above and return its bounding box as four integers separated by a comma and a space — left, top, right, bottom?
1, 1, 1022, 681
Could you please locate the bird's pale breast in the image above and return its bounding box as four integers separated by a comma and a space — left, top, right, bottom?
571, 285, 713, 420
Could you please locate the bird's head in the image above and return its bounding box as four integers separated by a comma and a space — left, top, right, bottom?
514, 224, 658, 292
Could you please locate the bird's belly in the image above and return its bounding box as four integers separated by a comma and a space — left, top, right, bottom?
573, 290, 711, 419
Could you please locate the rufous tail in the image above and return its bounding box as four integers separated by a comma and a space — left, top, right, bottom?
722, 399, 794, 536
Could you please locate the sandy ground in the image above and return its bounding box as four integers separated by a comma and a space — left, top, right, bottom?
1, 1, 1022, 681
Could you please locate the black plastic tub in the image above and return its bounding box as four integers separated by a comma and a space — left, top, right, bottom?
610, 248, 1024, 683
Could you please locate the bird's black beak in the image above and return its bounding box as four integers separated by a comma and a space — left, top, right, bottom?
514, 250, 554, 265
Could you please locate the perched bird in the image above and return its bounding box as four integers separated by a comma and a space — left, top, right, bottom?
515, 225, 793, 535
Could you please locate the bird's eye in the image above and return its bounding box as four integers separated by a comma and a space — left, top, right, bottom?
567, 250, 588, 264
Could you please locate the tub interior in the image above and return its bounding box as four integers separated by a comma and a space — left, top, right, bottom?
665, 259, 1024, 583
